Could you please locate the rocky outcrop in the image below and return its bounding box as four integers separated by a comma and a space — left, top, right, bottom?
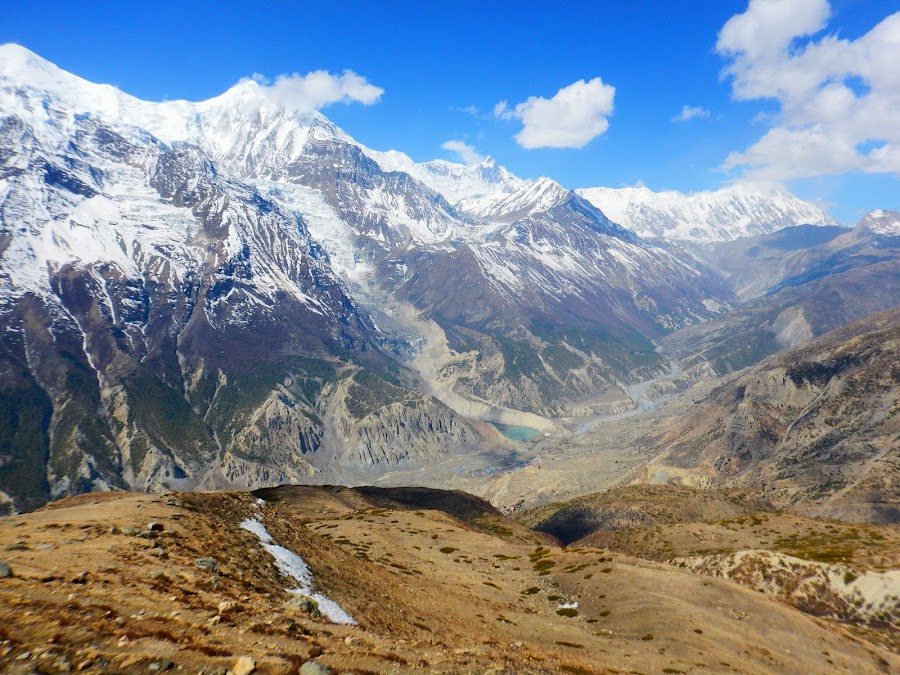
673, 550, 900, 629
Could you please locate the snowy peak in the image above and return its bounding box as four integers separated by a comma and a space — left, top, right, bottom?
859, 209, 900, 236
461, 177, 571, 221
363, 148, 525, 203
0, 43, 60, 83
576, 184, 838, 243
0, 44, 351, 176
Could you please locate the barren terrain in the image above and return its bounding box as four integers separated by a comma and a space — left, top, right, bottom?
1, 488, 896, 673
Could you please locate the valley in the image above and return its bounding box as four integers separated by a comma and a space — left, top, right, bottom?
0, 39, 898, 673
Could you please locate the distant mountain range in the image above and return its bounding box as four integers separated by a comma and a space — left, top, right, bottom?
576, 185, 837, 243
0, 44, 893, 513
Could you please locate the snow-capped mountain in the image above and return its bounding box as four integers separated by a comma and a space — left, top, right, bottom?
859, 209, 900, 237
457, 177, 570, 221
0, 45, 486, 512
576, 185, 838, 243
365, 151, 526, 204
2, 43, 853, 513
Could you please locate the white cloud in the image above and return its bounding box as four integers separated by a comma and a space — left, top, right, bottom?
243, 70, 383, 111
441, 140, 485, 165
717, 0, 900, 181
493, 100, 514, 121
494, 78, 616, 149
673, 105, 711, 122
717, 0, 830, 62
455, 104, 484, 118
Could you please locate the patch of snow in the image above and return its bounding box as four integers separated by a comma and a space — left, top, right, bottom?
240, 514, 356, 625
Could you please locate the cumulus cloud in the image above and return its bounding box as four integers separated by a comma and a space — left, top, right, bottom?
243, 70, 383, 111
673, 105, 711, 122
441, 140, 485, 165
494, 78, 616, 149
717, 0, 900, 181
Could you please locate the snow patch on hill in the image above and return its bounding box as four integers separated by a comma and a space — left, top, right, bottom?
240, 511, 356, 625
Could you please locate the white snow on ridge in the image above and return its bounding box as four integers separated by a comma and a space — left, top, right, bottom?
363, 149, 526, 204
576, 185, 837, 243
0, 43, 350, 179
861, 209, 900, 236
463, 177, 570, 221
240, 512, 356, 625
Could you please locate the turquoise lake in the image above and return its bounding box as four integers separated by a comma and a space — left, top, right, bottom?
492, 423, 541, 441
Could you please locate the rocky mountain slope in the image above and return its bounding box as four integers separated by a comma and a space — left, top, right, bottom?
0, 487, 896, 673
642, 308, 900, 523
692, 223, 848, 301
660, 212, 900, 374
576, 184, 837, 243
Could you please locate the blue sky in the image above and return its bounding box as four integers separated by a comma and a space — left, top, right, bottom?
2, 0, 897, 222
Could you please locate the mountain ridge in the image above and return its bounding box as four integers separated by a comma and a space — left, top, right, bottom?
0, 44, 890, 514
576, 184, 839, 243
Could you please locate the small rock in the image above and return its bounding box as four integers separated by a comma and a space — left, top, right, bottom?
108, 526, 119, 535
15, 651, 31, 660
147, 522, 164, 532
70, 571, 88, 584
4, 541, 27, 551
148, 548, 168, 559
231, 655, 256, 675
218, 600, 237, 614
0, 560, 12, 578
208, 615, 221, 625
121, 526, 140, 536
148, 659, 174, 671
284, 595, 322, 618
299, 662, 330, 675
196, 557, 218, 572
150, 571, 168, 581
343, 636, 358, 646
